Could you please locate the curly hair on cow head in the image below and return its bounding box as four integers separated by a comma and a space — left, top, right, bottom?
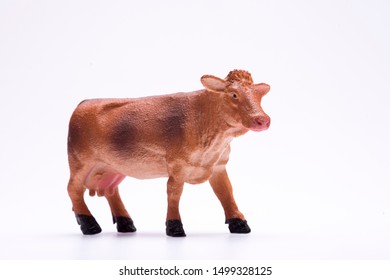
225, 70, 254, 85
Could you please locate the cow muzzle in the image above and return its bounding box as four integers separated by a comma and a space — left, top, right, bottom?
250, 115, 271, 132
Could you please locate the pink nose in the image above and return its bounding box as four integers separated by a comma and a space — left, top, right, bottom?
252, 116, 271, 131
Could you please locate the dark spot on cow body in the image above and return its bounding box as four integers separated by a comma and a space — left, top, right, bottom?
67, 120, 85, 153
164, 113, 185, 140
162, 100, 187, 146
67, 122, 79, 150
109, 115, 138, 158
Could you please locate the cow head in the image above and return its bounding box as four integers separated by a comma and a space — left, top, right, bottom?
201, 70, 271, 132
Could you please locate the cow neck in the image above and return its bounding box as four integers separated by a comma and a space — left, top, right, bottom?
193, 90, 239, 139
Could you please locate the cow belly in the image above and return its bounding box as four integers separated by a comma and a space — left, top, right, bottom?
122, 161, 169, 179
83, 159, 169, 195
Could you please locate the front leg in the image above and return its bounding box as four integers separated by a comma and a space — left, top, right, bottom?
209, 168, 251, 234
166, 176, 186, 237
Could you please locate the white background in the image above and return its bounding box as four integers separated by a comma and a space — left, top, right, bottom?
0, 0, 389, 260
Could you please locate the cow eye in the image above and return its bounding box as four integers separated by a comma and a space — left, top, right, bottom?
232, 93, 238, 99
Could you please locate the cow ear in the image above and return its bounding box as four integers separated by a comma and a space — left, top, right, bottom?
201, 75, 227, 93
254, 83, 271, 96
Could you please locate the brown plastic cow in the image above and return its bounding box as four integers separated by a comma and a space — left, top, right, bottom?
67, 69, 270, 237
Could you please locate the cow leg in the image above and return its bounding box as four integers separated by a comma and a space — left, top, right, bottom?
166, 176, 186, 237
67, 176, 102, 235
209, 169, 251, 234
105, 188, 136, 233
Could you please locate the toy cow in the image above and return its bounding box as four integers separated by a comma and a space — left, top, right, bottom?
67, 69, 270, 237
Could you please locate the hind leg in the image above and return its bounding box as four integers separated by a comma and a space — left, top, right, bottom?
105, 188, 136, 233
67, 175, 102, 235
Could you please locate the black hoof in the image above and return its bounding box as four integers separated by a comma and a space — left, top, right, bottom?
113, 216, 137, 233
226, 218, 251, 234
166, 220, 186, 237
76, 214, 102, 235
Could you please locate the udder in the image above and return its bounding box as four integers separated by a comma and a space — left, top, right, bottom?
84, 163, 125, 196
